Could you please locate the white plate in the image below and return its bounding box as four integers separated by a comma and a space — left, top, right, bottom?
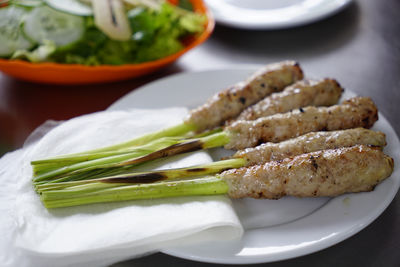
204, 0, 353, 29
108, 68, 400, 264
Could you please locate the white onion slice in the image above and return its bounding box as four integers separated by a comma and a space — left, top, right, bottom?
92, 0, 132, 41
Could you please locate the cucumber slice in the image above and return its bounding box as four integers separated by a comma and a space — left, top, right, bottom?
23, 6, 85, 47
44, 0, 93, 16
11, 0, 43, 8
0, 6, 35, 57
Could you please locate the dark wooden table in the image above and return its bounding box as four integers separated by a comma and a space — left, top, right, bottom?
1, 0, 399, 266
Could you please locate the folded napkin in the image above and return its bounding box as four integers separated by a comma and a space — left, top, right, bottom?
0, 108, 243, 267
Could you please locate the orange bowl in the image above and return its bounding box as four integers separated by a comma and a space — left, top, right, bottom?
0, 0, 214, 84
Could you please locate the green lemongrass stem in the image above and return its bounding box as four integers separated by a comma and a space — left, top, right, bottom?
36, 131, 231, 185
33, 127, 221, 167
63, 121, 196, 153
116, 131, 230, 167
40, 176, 229, 209
31, 127, 222, 178
32, 136, 185, 183
33, 122, 197, 163
32, 128, 223, 176
31, 136, 185, 175
32, 148, 153, 170
33, 131, 231, 184
35, 158, 247, 192
191, 127, 223, 138
33, 167, 124, 186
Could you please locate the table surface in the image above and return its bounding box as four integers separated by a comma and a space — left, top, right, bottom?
1, 0, 399, 266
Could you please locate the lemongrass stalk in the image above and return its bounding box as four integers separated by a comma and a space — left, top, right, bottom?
32, 145, 174, 177
40, 176, 228, 209
31, 136, 184, 175
37, 157, 247, 208
191, 127, 223, 138
32, 128, 222, 177
33, 131, 231, 184
32, 147, 152, 168
33, 167, 122, 185
71, 122, 196, 153
32, 136, 185, 183
34, 122, 196, 162
112, 131, 228, 168
35, 158, 246, 192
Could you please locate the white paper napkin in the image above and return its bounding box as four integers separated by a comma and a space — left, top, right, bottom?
0, 108, 243, 267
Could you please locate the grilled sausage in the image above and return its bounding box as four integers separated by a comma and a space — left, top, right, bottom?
222, 145, 394, 199
225, 97, 378, 150
233, 128, 386, 165
185, 61, 304, 132
235, 78, 343, 122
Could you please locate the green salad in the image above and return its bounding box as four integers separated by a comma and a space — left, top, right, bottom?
0, 0, 206, 65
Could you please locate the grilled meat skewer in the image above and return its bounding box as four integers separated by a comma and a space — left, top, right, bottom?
35, 128, 386, 187
223, 145, 394, 199
234, 78, 343, 122
233, 128, 386, 165
226, 96, 378, 149
39, 145, 394, 208
117, 97, 379, 167
33, 96, 378, 184
186, 60, 304, 132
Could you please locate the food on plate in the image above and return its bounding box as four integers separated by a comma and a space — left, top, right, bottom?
31, 122, 385, 186
234, 78, 343, 122
31, 96, 375, 184
0, 0, 206, 65
34, 158, 247, 192
31, 136, 188, 182
186, 60, 304, 132
34, 127, 391, 208
35, 128, 388, 189
225, 96, 378, 149
223, 145, 393, 199
232, 128, 387, 164
29, 61, 394, 209
37, 145, 394, 208
112, 96, 379, 159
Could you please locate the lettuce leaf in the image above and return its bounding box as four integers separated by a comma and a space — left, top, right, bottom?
46, 3, 205, 65
12, 40, 56, 62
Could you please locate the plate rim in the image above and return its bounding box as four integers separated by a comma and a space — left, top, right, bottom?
204, 0, 353, 30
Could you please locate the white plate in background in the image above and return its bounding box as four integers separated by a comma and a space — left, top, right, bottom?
109, 68, 400, 264
204, 0, 353, 29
